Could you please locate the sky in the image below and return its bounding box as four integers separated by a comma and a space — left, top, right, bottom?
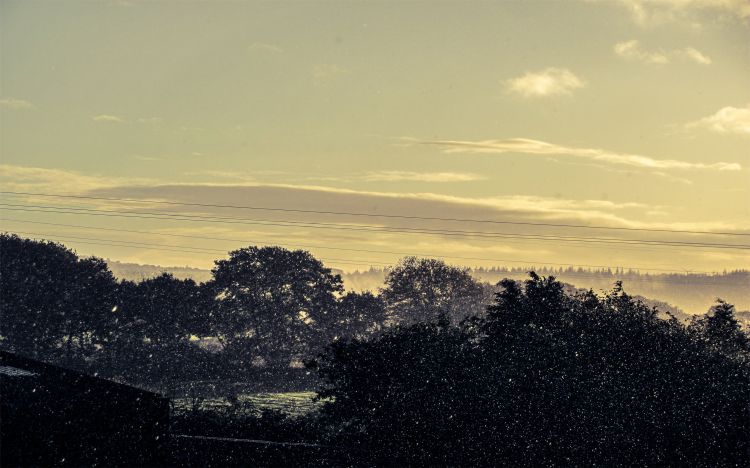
1, 0, 749, 275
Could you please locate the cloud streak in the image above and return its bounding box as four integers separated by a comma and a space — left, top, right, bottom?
93, 114, 125, 123
3, 163, 745, 235
614, 40, 711, 65
248, 42, 284, 53
0, 98, 35, 109
414, 137, 741, 171
614, 0, 750, 27
312, 64, 350, 84
614, 40, 669, 64
678, 47, 712, 65
505, 68, 585, 97
687, 104, 750, 135
360, 171, 485, 183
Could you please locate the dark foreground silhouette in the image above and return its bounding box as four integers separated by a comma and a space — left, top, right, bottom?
2, 235, 749, 466
311, 274, 750, 466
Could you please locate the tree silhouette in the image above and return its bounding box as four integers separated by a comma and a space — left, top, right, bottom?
312, 273, 750, 466
380, 257, 486, 325
0, 234, 117, 365
208, 246, 344, 367
330, 291, 387, 341
110, 273, 214, 383
689, 299, 750, 355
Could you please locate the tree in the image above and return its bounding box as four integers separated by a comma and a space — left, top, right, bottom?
0, 234, 118, 364
330, 291, 387, 341
208, 246, 343, 367
689, 299, 750, 355
117, 273, 208, 348
312, 273, 750, 466
110, 273, 214, 383
380, 257, 486, 325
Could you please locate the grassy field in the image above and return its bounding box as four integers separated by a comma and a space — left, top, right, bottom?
173, 391, 322, 417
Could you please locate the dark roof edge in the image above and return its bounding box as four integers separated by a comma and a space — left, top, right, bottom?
0, 350, 165, 399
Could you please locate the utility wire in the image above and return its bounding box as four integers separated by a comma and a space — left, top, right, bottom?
9, 231, 393, 267
4, 230, 747, 286
2, 190, 748, 237
0, 217, 726, 275
1, 203, 747, 251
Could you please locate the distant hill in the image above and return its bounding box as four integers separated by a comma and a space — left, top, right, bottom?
107, 260, 213, 283
106, 260, 748, 316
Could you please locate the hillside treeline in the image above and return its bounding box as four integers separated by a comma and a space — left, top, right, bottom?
344, 266, 750, 314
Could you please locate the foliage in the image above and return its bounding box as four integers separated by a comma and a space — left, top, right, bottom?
312, 273, 750, 466
380, 256, 487, 325
688, 299, 750, 356
208, 246, 345, 366
0, 234, 118, 363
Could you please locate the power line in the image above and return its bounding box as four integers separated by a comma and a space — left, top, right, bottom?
2, 217, 720, 274
2, 190, 748, 237
4, 230, 748, 287
2, 203, 748, 251
7, 231, 394, 267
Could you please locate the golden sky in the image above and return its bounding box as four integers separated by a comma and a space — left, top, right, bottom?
1, 0, 748, 274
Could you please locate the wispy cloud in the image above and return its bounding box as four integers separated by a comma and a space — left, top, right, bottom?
412, 137, 741, 171
93, 114, 125, 123
0, 164, 153, 193
505, 68, 585, 98
312, 64, 350, 84
249, 42, 284, 53
3, 164, 747, 239
677, 47, 712, 65
614, 0, 750, 27
137, 116, 163, 124
614, 40, 669, 64
687, 103, 750, 135
360, 171, 485, 183
614, 40, 711, 65
132, 155, 164, 162
0, 98, 35, 110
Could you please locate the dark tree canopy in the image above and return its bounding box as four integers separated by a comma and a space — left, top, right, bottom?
689, 299, 750, 355
117, 273, 208, 347
380, 256, 486, 325
330, 291, 387, 341
312, 273, 750, 466
208, 246, 344, 366
0, 234, 118, 363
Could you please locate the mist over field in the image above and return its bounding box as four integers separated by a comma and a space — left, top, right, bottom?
107, 260, 750, 316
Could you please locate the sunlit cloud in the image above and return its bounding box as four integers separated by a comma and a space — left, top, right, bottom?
361, 171, 485, 183
0, 164, 153, 193
614, 40, 669, 64
505, 68, 585, 97
132, 155, 164, 162
137, 117, 163, 124
413, 137, 741, 171
0, 98, 35, 110
614, 0, 750, 27
3, 164, 747, 275
0, 164, 661, 228
614, 40, 711, 65
687, 104, 750, 135
248, 42, 284, 53
312, 64, 350, 84
93, 114, 125, 123
678, 47, 712, 65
